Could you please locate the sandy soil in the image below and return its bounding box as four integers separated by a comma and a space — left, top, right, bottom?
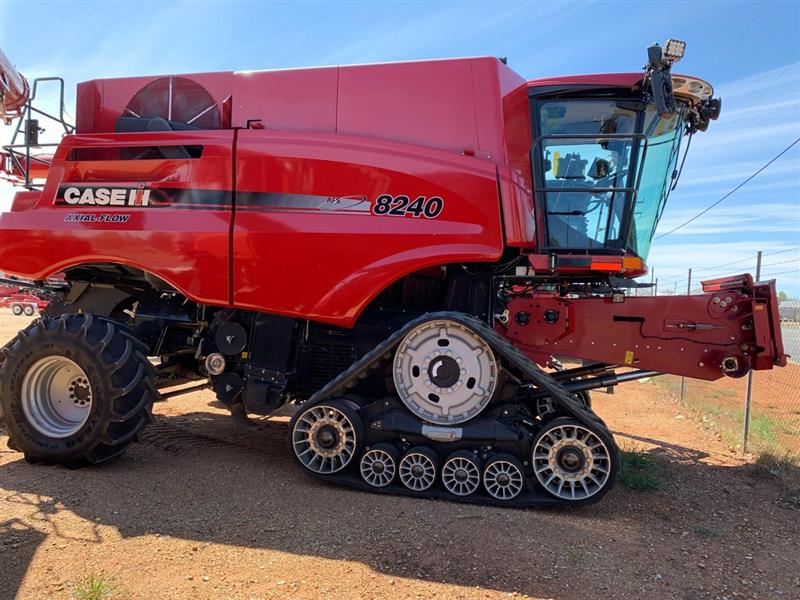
1, 309, 798, 600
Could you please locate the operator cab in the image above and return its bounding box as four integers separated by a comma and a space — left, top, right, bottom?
526, 40, 721, 278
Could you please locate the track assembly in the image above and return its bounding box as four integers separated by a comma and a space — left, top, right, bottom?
289, 312, 619, 508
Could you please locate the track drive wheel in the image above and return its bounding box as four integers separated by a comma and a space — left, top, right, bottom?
0, 314, 158, 466
290, 399, 364, 475
532, 417, 617, 503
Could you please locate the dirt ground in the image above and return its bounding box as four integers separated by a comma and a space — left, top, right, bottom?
1, 309, 798, 600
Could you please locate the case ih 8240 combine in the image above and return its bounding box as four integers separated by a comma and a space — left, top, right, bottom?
0, 42, 786, 507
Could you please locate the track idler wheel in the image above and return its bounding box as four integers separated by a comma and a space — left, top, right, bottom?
483, 454, 525, 501
441, 450, 481, 496
290, 399, 364, 475
398, 446, 438, 491
532, 417, 617, 503
359, 443, 399, 488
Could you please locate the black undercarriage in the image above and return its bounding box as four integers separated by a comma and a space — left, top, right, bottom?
15, 263, 646, 506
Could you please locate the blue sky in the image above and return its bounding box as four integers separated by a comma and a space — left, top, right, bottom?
1, 0, 798, 294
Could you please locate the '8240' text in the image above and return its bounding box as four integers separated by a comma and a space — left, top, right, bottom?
372, 195, 444, 218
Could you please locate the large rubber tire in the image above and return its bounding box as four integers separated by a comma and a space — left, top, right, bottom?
23, 304, 35, 317
11, 304, 22, 316
0, 314, 158, 466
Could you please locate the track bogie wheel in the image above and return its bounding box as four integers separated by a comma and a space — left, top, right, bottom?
359, 443, 399, 488
290, 399, 364, 475
532, 417, 617, 503
398, 446, 438, 491
483, 454, 525, 501
441, 450, 481, 496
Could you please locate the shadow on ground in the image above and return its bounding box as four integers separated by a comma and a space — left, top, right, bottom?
2, 406, 798, 599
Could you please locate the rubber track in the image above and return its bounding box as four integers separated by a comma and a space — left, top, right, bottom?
297, 311, 619, 507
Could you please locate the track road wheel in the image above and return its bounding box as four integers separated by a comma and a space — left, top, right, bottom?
360, 443, 399, 488
398, 446, 438, 491
483, 454, 525, 501
532, 417, 617, 503
0, 314, 157, 466
441, 450, 481, 496
11, 304, 22, 316
23, 305, 35, 317
290, 399, 363, 475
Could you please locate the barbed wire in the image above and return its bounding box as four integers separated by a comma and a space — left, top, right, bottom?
651, 248, 800, 284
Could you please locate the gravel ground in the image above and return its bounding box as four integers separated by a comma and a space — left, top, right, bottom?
1, 309, 798, 600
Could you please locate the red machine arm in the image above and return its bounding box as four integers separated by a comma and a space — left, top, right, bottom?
501, 275, 787, 381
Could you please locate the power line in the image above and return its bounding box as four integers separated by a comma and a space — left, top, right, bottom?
764, 246, 800, 257
655, 137, 800, 239
760, 269, 800, 278
760, 257, 800, 268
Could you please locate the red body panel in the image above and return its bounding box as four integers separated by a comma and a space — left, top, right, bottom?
0, 131, 234, 305
234, 130, 503, 323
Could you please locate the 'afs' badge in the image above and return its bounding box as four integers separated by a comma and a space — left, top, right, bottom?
56, 185, 151, 207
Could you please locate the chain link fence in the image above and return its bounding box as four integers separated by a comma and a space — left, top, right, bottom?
648, 248, 800, 462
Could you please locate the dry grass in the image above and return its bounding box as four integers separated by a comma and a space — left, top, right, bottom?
753, 451, 800, 509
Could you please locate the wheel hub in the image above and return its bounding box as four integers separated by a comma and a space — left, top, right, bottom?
556, 447, 585, 473
427, 355, 460, 387
21, 356, 93, 438
69, 378, 91, 407
315, 424, 339, 450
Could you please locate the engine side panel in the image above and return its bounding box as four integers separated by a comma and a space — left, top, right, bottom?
0, 130, 234, 305
233, 131, 505, 326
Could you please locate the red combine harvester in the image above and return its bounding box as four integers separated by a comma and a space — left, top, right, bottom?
0, 42, 786, 506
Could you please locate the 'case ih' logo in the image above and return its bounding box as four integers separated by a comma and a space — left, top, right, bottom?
57, 185, 151, 207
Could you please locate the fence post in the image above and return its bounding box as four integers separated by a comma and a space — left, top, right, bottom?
742, 251, 762, 454
679, 268, 692, 403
